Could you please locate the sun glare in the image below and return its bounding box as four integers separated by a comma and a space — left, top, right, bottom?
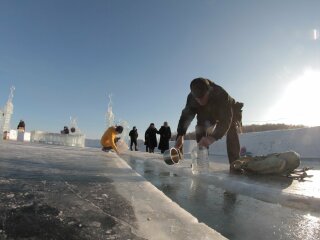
313, 29, 319, 40
266, 69, 320, 126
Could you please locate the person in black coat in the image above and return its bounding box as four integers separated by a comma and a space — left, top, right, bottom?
129, 126, 138, 151
158, 121, 171, 153
145, 123, 158, 153
144, 130, 149, 152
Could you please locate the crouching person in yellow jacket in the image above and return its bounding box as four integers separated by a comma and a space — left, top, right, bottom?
100, 126, 124, 154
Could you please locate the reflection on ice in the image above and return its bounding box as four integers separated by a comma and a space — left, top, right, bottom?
299, 213, 320, 240
123, 152, 320, 240
286, 170, 320, 198
169, 155, 320, 212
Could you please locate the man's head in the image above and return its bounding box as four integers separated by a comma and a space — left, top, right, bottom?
190, 78, 211, 106
133, 126, 136, 130
164, 121, 168, 127
115, 126, 123, 134
190, 78, 210, 97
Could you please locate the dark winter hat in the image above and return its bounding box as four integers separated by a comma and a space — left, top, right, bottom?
190, 78, 210, 98
116, 126, 124, 133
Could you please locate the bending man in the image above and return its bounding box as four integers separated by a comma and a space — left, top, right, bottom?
175, 77, 243, 172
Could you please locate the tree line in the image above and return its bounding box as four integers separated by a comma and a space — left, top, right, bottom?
170, 123, 306, 140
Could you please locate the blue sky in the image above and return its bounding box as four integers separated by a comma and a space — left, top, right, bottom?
1, 0, 320, 139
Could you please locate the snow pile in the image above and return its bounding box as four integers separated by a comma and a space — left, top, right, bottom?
209, 126, 320, 158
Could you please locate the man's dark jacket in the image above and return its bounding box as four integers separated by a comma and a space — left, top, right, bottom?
177, 80, 241, 141
129, 129, 138, 140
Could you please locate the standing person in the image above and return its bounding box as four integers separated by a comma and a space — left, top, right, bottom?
145, 123, 158, 153
100, 125, 124, 154
175, 77, 243, 172
129, 126, 138, 151
144, 129, 149, 152
17, 120, 26, 131
158, 121, 171, 153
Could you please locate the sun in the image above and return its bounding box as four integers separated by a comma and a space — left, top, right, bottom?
266, 69, 320, 126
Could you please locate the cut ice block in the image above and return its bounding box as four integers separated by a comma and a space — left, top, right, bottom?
30, 131, 85, 147
191, 146, 209, 174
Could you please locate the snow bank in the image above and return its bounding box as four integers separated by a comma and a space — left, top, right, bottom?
209, 126, 320, 158
86, 126, 320, 158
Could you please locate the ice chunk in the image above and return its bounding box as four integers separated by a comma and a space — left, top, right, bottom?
30, 131, 85, 147
191, 146, 210, 174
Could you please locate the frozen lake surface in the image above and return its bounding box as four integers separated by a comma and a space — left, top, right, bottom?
1, 139, 319, 239
121, 151, 320, 240
0, 141, 225, 240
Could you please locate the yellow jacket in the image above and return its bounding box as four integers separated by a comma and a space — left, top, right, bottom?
100, 127, 119, 153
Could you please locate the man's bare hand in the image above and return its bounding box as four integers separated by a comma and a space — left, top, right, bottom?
175, 135, 184, 150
